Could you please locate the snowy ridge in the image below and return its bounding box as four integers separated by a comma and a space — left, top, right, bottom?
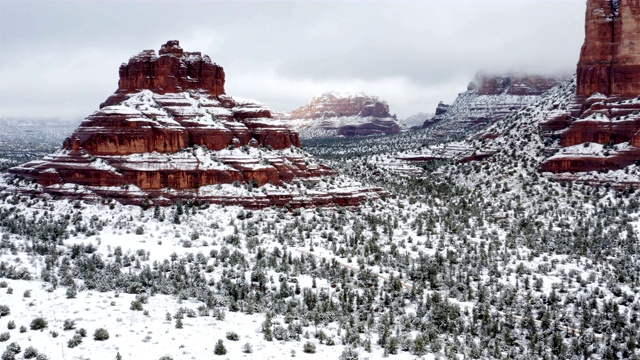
288, 115, 399, 139
423, 90, 541, 138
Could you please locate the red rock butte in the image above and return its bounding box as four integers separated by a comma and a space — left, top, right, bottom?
285, 92, 401, 137
576, 0, 640, 98
8, 41, 381, 207
540, 0, 640, 176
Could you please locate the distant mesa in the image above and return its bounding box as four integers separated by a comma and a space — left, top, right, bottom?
7, 41, 381, 208
421, 72, 565, 136
279, 92, 401, 139
540, 0, 640, 175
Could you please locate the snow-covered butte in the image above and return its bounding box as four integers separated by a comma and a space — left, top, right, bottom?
278, 92, 401, 139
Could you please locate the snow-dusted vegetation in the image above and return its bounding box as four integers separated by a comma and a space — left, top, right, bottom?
0, 80, 639, 360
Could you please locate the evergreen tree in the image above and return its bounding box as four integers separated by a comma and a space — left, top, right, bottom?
214, 339, 227, 355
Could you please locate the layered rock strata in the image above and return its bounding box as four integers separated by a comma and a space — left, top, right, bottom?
421, 73, 565, 138
541, 0, 640, 174
281, 92, 401, 139
576, 0, 640, 99
8, 41, 379, 207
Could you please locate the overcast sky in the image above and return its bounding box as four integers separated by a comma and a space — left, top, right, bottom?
0, 0, 585, 123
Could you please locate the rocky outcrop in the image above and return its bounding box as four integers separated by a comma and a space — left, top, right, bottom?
421, 73, 565, 137
469, 73, 564, 96
560, 117, 640, 147
541, 147, 640, 173
576, 0, 640, 98
281, 92, 401, 139
541, 0, 640, 175
101, 40, 225, 107
540, 96, 640, 173
8, 41, 380, 208
434, 102, 451, 116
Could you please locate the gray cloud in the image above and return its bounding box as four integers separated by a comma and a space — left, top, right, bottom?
0, 0, 585, 121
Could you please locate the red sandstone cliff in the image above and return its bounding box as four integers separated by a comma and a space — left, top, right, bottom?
541, 0, 640, 175
576, 0, 640, 98
9, 41, 380, 207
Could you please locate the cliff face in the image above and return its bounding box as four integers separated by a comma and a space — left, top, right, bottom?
101, 40, 226, 108
576, 0, 640, 98
422, 73, 564, 137
9, 41, 380, 208
469, 74, 564, 96
283, 92, 401, 139
541, 0, 640, 175
64, 93, 298, 155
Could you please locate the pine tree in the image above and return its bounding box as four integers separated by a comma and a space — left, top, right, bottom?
214, 339, 227, 355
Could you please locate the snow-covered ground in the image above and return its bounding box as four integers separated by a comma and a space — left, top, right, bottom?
1, 79, 639, 360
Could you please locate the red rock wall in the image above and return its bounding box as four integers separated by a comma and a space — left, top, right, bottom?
63, 113, 190, 155
541, 146, 640, 173
632, 130, 640, 146
561, 118, 640, 146
577, 0, 640, 97
540, 1, 640, 176
115, 40, 226, 96
468, 74, 563, 96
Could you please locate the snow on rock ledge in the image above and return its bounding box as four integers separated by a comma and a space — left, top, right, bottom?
279, 92, 401, 139
539, 0, 640, 175
7, 41, 383, 208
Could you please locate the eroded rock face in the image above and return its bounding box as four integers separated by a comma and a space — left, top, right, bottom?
541, 0, 640, 175
8, 41, 379, 208
421, 73, 565, 136
63, 92, 301, 154
576, 0, 640, 98
468, 73, 563, 96
282, 92, 401, 139
540, 95, 640, 173
101, 40, 225, 108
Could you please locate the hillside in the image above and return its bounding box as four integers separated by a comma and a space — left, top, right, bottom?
421, 73, 566, 140
0, 77, 638, 359
0, 1, 639, 360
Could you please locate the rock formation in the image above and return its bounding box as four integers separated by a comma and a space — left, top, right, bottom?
421, 73, 565, 137
470, 73, 565, 96
434, 102, 451, 116
8, 41, 381, 208
281, 92, 401, 139
401, 112, 435, 129
541, 0, 640, 174
576, 0, 640, 99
